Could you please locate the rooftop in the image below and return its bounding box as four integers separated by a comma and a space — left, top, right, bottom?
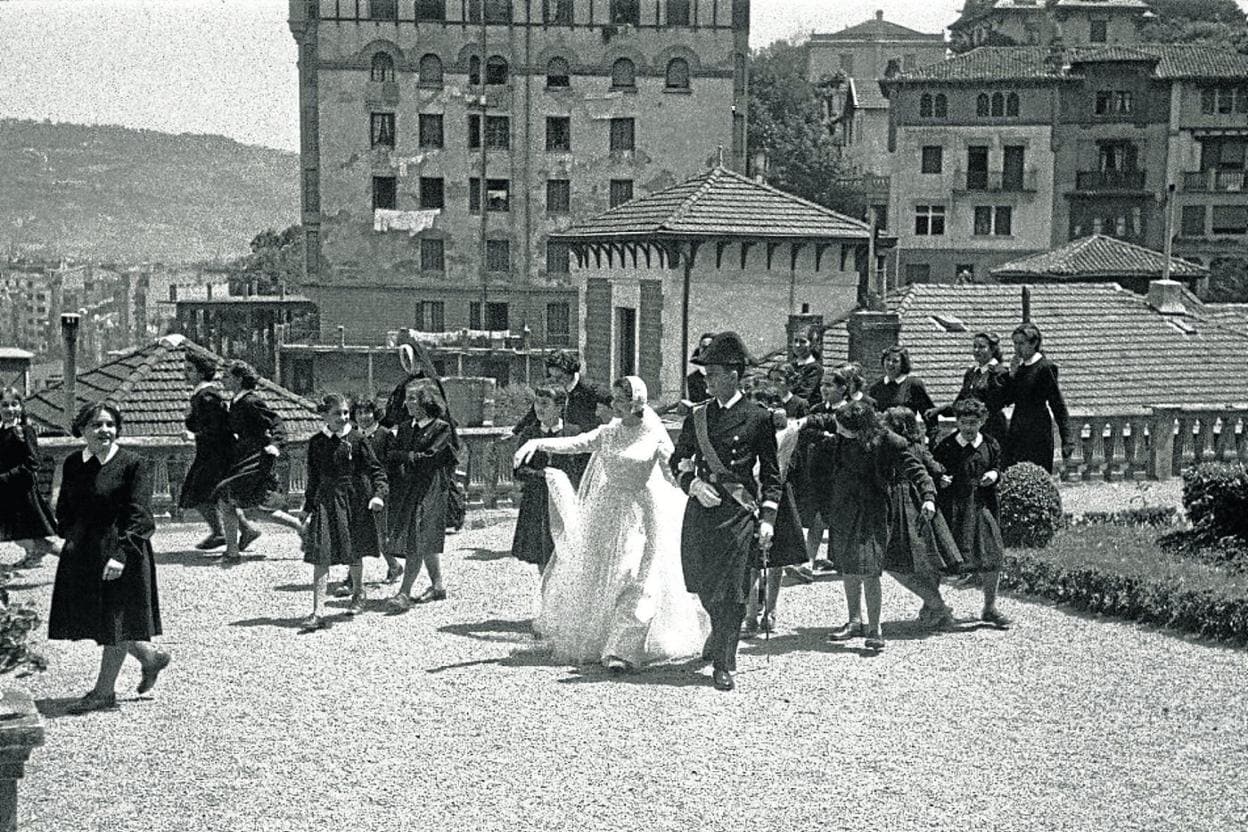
812, 12, 945, 43
26, 334, 321, 439
952, 0, 1150, 28
820, 282, 1248, 415
990, 235, 1208, 282
550, 165, 873, 243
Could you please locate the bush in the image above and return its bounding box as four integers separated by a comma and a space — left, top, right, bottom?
1158, 526, 1248, 573
0, 572, 47, 677
1180, 462, 1248, 540
493, 384, 534, 427
1068, 506, 1179, 528
999, 461, 1063, 548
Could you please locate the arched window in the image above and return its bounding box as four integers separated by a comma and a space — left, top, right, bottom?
547, 57, 570, 88
976, 93, 990, 116
934, 94, 947, 117
469, 55, 481, 86
371, 52, 396, 83
920, 93, 933, 117
486, 55, 509, 85
991, 92, 1004, 117
665, 58, 690, 90
611, 58, 636, 89
419, 53, 443, 87
1006, 92, 1020, 116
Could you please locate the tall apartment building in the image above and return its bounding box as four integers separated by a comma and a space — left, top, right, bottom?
883, 44, 1248, 284
949, 0, 1152, 49
287, 0, 750, 347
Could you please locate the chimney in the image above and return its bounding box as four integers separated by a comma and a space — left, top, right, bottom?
1147, 279, 1186, 315
169, 284, 177, 302
1021, 286, 1031, 323
61, 312, 80, 433
876, 9, 884, 20
847, 309, 900, 385
206, 283, 213, 300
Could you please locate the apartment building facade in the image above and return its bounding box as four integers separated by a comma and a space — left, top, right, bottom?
287, 0, 750, 348
949, 0, 1151, 50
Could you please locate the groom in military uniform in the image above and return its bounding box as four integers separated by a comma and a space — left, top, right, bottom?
670, 331, 780, 692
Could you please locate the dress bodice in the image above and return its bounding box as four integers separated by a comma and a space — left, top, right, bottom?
594, 422, 667, 493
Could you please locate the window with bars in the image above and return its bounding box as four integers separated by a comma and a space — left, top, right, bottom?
420, 240, 445, 273
546, 301, 571, 345
609, 118, 635, 152
609, 179, 634, 207
371, 53, 395, 82
370, 0, 398, 20
547, 179, 571, 214
370, 113, 395, 148
546, 116, 571, 151
419, 177, 444, 209
418, 114, 443, 148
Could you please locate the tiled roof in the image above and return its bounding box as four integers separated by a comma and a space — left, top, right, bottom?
26, 334, 321, 439
551, 165, 872, 242
1054, 0, 1151, 8
849, 77, 890, 110
951, 0, 1049, 29
813, 16, 944, 42
820, 282, 1248, 415
890, 44, 1248, 83
991, 235, 1208, 281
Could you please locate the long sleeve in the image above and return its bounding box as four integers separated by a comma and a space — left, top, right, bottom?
358, 433, 388, 501
883, 435, 936, 504
117, 455, 156, 567
0, 427, 38, 489
302, 436, 321, 514
1045, 364, 1071, 445
754, 417, 782, 524
55, 455, 77, 532
413, 421, 455, 461
910, 378, 936, 419
529, 426, 603, 457
669, 411, 698, 493
512, 404, 539, 437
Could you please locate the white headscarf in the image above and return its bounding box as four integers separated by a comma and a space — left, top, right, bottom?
621, 375, 648, 413
619, 375, 673, 456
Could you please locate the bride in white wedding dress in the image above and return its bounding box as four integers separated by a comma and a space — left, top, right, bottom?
513, 376, 709, 671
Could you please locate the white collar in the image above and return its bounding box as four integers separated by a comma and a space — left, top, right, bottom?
232, 389, 249, 402
796, 355, 815, 366
541, 418, 564, 434
717, 391, 743, 410
359, 423, 378, 438
322, 423, 352, 438
886, 374, 909, 384
82, 443, 120, 465
974, 359, 999, 372
192, 380, 216, 395
955, 432, 984, 448
1024, 352, 1044, 367
413, 416, 434, 429
564, 373, 580, 393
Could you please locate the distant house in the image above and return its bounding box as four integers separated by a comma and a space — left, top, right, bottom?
991, 234, 1208, 293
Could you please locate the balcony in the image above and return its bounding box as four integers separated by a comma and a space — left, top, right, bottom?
1181, 170, 1248, 193
1075, 170, 1147, 192
953, 168, 1038, 193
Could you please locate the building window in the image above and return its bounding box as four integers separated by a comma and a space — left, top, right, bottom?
419, 54, 443, 87
418, 177, 444, 209
903, 53, 917, 71
486, 179, 510, 211
905, 263, 932, 283
469, 56, 481, 86
485, 115, 510, 149
668, 0, 690, 25
1090, 18, 1108, 43
610, 0, 640, 25
1212, 205, 1248, 235
485, 242, 511, 274
370, 113, 396, 148
991, 92, 1004, 117
419, 114, 443, 148
416, 299, 445, 330
469, 300, 511, 329
547, 57, 571, 87
370, 53, 395, 82
415, 0, 446, 21
934, 94, 947, 117
1181, 205, 1206, 237
486, 56, 509, 85
471, 0, 512, 23
546, 301, 571, 345
547, 179, 571, 214
1202, 86, 1248, 114
369, 0, 397, 20
546, 116, 571, 151
544, 0, 573, 23
665, 58, 690, 90
609, 117, 635, 151
373, 176, 397, 210
611, 58, 636, 90
921, 145, 943, 174
547, 242, 571, 275
420, 240, 445, 273
1006, 92, 1019, 116
914, 204, 945, 236
973, 205, 1013, 236
609, 179, 634, 207
469, 177, 481, 213
921, 93, 934, 117
976, 93, 989, 117
1095, 90, 1134, 115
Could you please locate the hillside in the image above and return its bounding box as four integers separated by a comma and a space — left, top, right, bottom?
0, 119, 299, 264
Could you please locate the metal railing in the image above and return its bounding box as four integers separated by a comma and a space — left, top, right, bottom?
954, 168, 1038, 193
1181, 170, 1248, 193
1075, 169, 1147, 191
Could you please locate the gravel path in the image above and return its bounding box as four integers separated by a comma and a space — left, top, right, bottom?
7, 514, 1246, 832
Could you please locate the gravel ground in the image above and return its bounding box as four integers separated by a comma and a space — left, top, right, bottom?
7, 509, 1246, 832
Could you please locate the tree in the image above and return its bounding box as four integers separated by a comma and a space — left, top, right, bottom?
1138, 0, 1248, 48
748, 39, 865, 219
1205, 256, 1248, 303
232, 225, 303, 294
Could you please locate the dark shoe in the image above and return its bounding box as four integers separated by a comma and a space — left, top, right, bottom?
299, 614, 330, 632
928, 608, 957, 631
413, 587, 447, 604
384, 564, 403, 584
760, 612, 777, 634
385, 593, 414, 613
238, 527, 262, 552
785, 565, 815, 584
137, 650, 171, 695
195, 535, 225, 551
333, 579, 354, 598
827, 621, 865, 641
67, 691, 118, 714
221, 552, 242, 566
982, 608, 1013, 630
864, 633, 885, 651
812, 558, 837, 574
346, 594, 367, 616
603, 655, 631, 674
740, 617, 760, 639
712, 669, 735, 691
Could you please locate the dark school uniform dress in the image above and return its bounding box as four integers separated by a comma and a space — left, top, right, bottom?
935, 363, 1010, 444
792, 395, 876, 527
778, 394, 810, 419
0, 422, 56, 542
868, 375, 936, 420
386, 417, 456, 556
302, 427, 389, 567
789, 360, 824, 404
360, 425, 396, 551
883, 438, 965, 575
49, 448, 161, 646
179, 383, 234, 510
510, 421, 585, 570
512, 378, 602, 438
933, 432, 1005, 573
218, 390, 286, 509
1004, 356, 1070, 474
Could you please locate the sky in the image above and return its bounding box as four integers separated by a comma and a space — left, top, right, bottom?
0, 0, 1245, 152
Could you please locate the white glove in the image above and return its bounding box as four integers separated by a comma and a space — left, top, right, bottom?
920, 500, 937, 521
757, 520, 774, 550
263, 444, 280, 457
513, 439, 542, 469
689, 477, 723, 508
102, 557, 125, 581
979, 470, 999, 486
368, 496, 384, 512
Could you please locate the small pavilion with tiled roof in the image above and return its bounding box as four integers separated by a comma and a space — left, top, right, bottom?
550, 163, 888, 401
990, 234, 1209, 293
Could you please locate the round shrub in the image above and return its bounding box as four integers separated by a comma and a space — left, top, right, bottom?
1180, 462, 1248, 540
999, 461, 1063, 548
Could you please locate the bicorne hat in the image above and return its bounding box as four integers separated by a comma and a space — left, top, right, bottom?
544, 349, 581, 375
691, 331, 753, 367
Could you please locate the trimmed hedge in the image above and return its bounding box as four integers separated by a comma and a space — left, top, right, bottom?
999, 462, 1063, 548
1181, 462, 1248, 538
1003, 527, 1248, 643
1067, 506, 1179, 528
